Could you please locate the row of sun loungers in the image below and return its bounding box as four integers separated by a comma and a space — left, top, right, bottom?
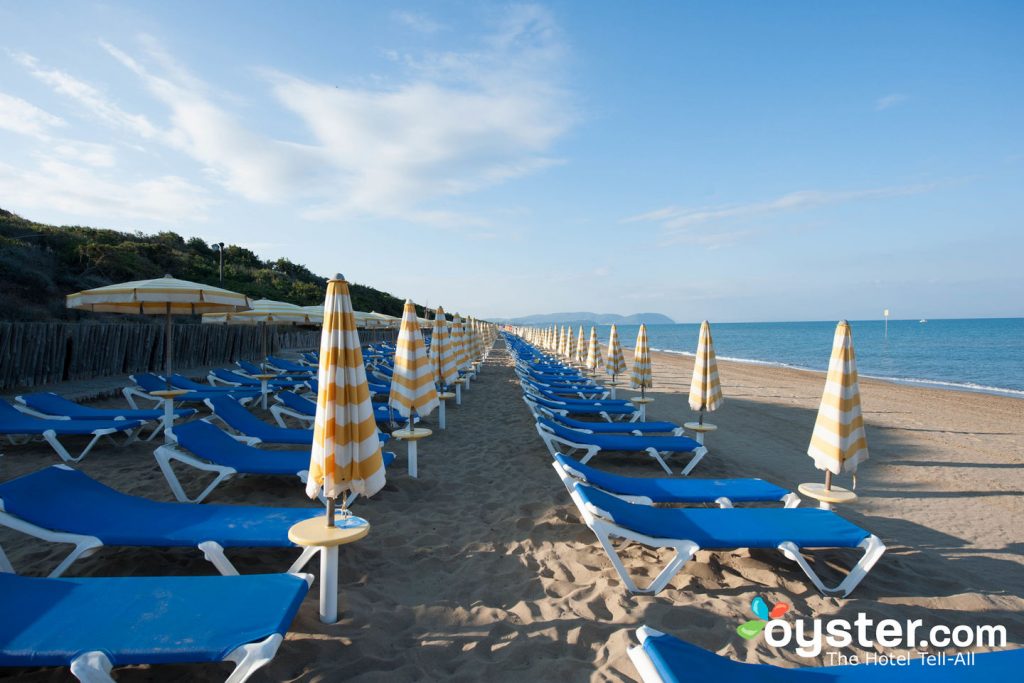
505, 333, 886, 599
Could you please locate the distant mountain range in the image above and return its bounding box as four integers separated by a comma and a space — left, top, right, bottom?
500, 312, 675, 325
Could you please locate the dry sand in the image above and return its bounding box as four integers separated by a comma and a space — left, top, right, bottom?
1, 343, 1022, 681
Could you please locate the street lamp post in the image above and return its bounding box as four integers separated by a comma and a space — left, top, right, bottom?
213, 242, 225, 284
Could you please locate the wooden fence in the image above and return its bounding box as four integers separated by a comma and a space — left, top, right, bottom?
0, 322, 328, 390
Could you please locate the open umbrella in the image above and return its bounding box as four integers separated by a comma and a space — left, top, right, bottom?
688, 320, 723, 425
585, 326, 604, 376
631, 323, 652, 400
203, 298, 310, 372
807, 321, 868, 494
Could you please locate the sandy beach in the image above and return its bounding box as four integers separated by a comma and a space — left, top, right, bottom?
2, 342, 1022, 681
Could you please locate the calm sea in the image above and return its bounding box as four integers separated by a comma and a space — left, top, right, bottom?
597, 318, 1024, 397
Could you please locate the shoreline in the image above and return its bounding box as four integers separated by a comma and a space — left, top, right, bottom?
648, 346, 1024, 400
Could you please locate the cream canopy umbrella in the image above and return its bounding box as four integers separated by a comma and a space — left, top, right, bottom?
203, 298, 311, 368
606, 324, 627, 382
585, 326, 604, 375
67, 274, 252, 387
631, 323, 653, 399
368, 311, 402, 328
807, 321, 869, 496
688, 320, 724, 425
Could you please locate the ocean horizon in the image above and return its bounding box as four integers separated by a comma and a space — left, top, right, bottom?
585, 317, 1024, 397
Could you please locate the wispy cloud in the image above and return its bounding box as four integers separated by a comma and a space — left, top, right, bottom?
625, 183, 941, 246
392, 10, 445, 33
0, 91, 66, 138
875, 93, 909, 111
0, 158, 212, 222
9, 5, 574, 230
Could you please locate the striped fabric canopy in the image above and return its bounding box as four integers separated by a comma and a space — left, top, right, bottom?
202, 298, 310, 325
606, 324, 627, 378
451, 314, 469, 370
559, 326, 568, 358
431, 306, 459, 387
585, 326, 604, 373
688, 320, 724, 414
67, 275, 252, 314
808, 321, 869, 475
631, 323, 653, 390
306, 276, 385, 501
389, 300, 440, 418
575, 326, 586, 365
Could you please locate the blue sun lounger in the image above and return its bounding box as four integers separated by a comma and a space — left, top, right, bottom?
272, 390, 414, 429
524, 394, 639, 422
236, 359, 309, 380
0, 400, 143, 463
552, 454, 800, 507
15, 392, 196, 441
525, 401, 682, 435
208, 368, 304, 391
536, 416, 707, 475
567, 482, 885, 595
0, 465, 324, 577
125, 373, 256, 409
521, 378, 609, 400
156, 420, 394, 504
627, 626, 1022, 683
205, 396, 313, 445
0, 571, 310, 682
266, 356, 315, 374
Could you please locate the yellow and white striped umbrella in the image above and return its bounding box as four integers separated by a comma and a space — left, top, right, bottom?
808, 321, 869, 477
585, 326, 604, 374
389, 300, 440, 418
451, 314, 469, 371
306, 275, 385, 503
575, 325, 586, 365
606, 324, 627, 379
565, 325, 576, 362
558, 326, 568, 357
431, 306, 459, 387
631, 323, 653, 397
202, 298, 310, 325
688, 320, 724, 420
67, 274, 252, 382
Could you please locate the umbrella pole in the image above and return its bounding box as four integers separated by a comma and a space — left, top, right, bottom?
698, 407, 705, 426
164, 304, 173, 389
824, 470, 833, 492
326, 496, 336, 528
261, 322, 267, 372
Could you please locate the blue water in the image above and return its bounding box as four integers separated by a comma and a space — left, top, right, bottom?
598, 318, 1024, 397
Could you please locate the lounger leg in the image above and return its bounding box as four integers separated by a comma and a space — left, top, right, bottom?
578, 445, 602, 465
0, 543, 13, 573
777, 535, 886, 597
42, 430, 105, 463
154, 447, 232, 503
69, 651, 115, 683
644, 447, 673, 475
48, 539, 103, 578
224, 634, 284, 683
782, 493, 802, 508
679, 447, 708, 476
287, 546, 319, 573
198, 540, 240, 576
594, 527, 699, 594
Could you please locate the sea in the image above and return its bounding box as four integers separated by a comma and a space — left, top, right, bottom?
595, 318, 1024, 398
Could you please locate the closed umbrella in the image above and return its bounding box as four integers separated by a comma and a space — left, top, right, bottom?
606, 324, 627, 382
575, 325, 586, 365
631, 323, 652, 400
688, 320, 723, 425
389, 299, 440, 423
585, 326, 604, 376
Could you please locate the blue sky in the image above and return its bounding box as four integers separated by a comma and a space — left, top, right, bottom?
1, 1, 1021, 322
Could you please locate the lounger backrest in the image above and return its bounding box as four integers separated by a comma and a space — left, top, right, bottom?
213, 369, 253, 384
278, 391, 316, 414
536, 416, 583, 441
0, 399, 30, 422
16, 393, 81, 417
206, 397, 267, 433
173, 419, 262, 463
131, 373, 167, 392
237, 360, 263, 375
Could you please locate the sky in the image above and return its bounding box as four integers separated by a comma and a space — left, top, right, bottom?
1, 1, 1022, 322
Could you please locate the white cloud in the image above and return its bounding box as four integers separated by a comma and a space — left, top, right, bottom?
0, 91, 66, 138
625, 184, 941, 246
875, 93, 909, 111
392, 10, 444, 33
50, 141, 117, 167
12, 51, 161, 138
0, 157, 212, 222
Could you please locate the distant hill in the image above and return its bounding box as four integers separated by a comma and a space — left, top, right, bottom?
502, 312, 675, 325
0, 208, 413, 321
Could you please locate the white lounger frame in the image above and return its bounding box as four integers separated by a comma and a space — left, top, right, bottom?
0, 464, 318, 577
269, 399, 315, 429
564, 480, 885, 596
123, 384, 254, 411
626, 626, 669, 683
551, 459, 802, 508
64, 573, 315, 683
536, 422, 709, 476
3, 426, 130, 463
14, 398, 161, 443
